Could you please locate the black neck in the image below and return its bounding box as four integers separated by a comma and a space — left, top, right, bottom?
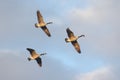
78, 35, 85, 38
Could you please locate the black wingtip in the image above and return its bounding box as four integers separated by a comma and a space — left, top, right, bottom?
78, 51, 81, 54
48, 34, 51, 37
26, 48, 35, 53
66, 27, 70, 30
37, 63, 42, 67
78, 50, 81, 54
26, 48, 32, 50
66, 27, 71, 33
39, 64, 42, 67
26, 48, 30, 50
37, 10, 40, 13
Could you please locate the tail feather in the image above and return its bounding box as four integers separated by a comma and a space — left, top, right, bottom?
35, 23, 39, 28
65, 38, 69, 43
28, 57, 31, 61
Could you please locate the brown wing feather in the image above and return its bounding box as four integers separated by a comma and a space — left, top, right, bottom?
36, 57, 42, 67
26, 48, 38, 56
71, 41, 81, 53
66, 28, 75, 38
37, 10, 45, 24
41, 26, 51, 37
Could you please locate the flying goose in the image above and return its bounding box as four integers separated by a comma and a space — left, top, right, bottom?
26, 48, 46, 67
65, 28, 85, 53
35, 10, 52, 37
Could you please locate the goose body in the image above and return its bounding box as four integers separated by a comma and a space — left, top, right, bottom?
35, 10, 52, 37
26, 48, 46, 67
65, 28, 85, 53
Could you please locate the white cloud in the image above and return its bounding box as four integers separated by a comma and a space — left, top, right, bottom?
65, 0, 120, 26
0, 0, 120, 80
63, 0, 120, 57
0, 51, 76, 80
75, 66, 119, 80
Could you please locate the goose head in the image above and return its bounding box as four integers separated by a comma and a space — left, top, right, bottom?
78, 35, 85, 38
40, 53, 47, 56
46, 22, 53, 25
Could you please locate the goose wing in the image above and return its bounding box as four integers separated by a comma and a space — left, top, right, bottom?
66, 28, 75, 38
37, 10, 45, 24
35, 57, 42, 67
26, 48, 38, 56
41, 26, 51, 37
71, 41, 81, 53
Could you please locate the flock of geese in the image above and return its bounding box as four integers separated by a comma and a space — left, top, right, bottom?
26, 10, 85, 67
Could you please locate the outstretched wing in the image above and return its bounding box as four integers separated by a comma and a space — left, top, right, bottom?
66, 28, 75, 38
37, 10, 45, 24
41, 26, 51, 37
26, 48, 37, 56
71, 41, 81, 53
35, 57, 42, 67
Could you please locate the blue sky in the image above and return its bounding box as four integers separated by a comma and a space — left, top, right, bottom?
0, 0, 120, 80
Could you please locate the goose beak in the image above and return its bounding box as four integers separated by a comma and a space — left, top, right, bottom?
44, 53, 47, 55
81, 35, 85, 37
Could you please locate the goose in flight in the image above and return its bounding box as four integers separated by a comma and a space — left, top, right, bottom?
65, 28, 85, 53
26, 48, 46, 67
35, 10, 52, 37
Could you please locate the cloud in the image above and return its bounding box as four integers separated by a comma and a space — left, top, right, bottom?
64, 0, 120, 26
0, 0, 120, 80
75, 66, 119, 80
0, 51, 77, 80
61, 1, 120, 75
63, 0, 120, 56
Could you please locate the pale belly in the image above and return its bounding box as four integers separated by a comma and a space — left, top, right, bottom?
70, 37, 77, 42
36, 23, 46, 28
30, 55, 39, 59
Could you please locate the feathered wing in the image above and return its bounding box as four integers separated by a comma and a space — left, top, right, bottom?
37, 10, 45, 24
41, 26, 51, 37
26, 48, 37, 56
66, 28, 75, 39
35, 57, 42, 67
71, 41, 81, 53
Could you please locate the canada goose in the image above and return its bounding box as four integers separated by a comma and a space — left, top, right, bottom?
65, 28, 85, 53
26, 48, 46, 67
35, 10, 52, 37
